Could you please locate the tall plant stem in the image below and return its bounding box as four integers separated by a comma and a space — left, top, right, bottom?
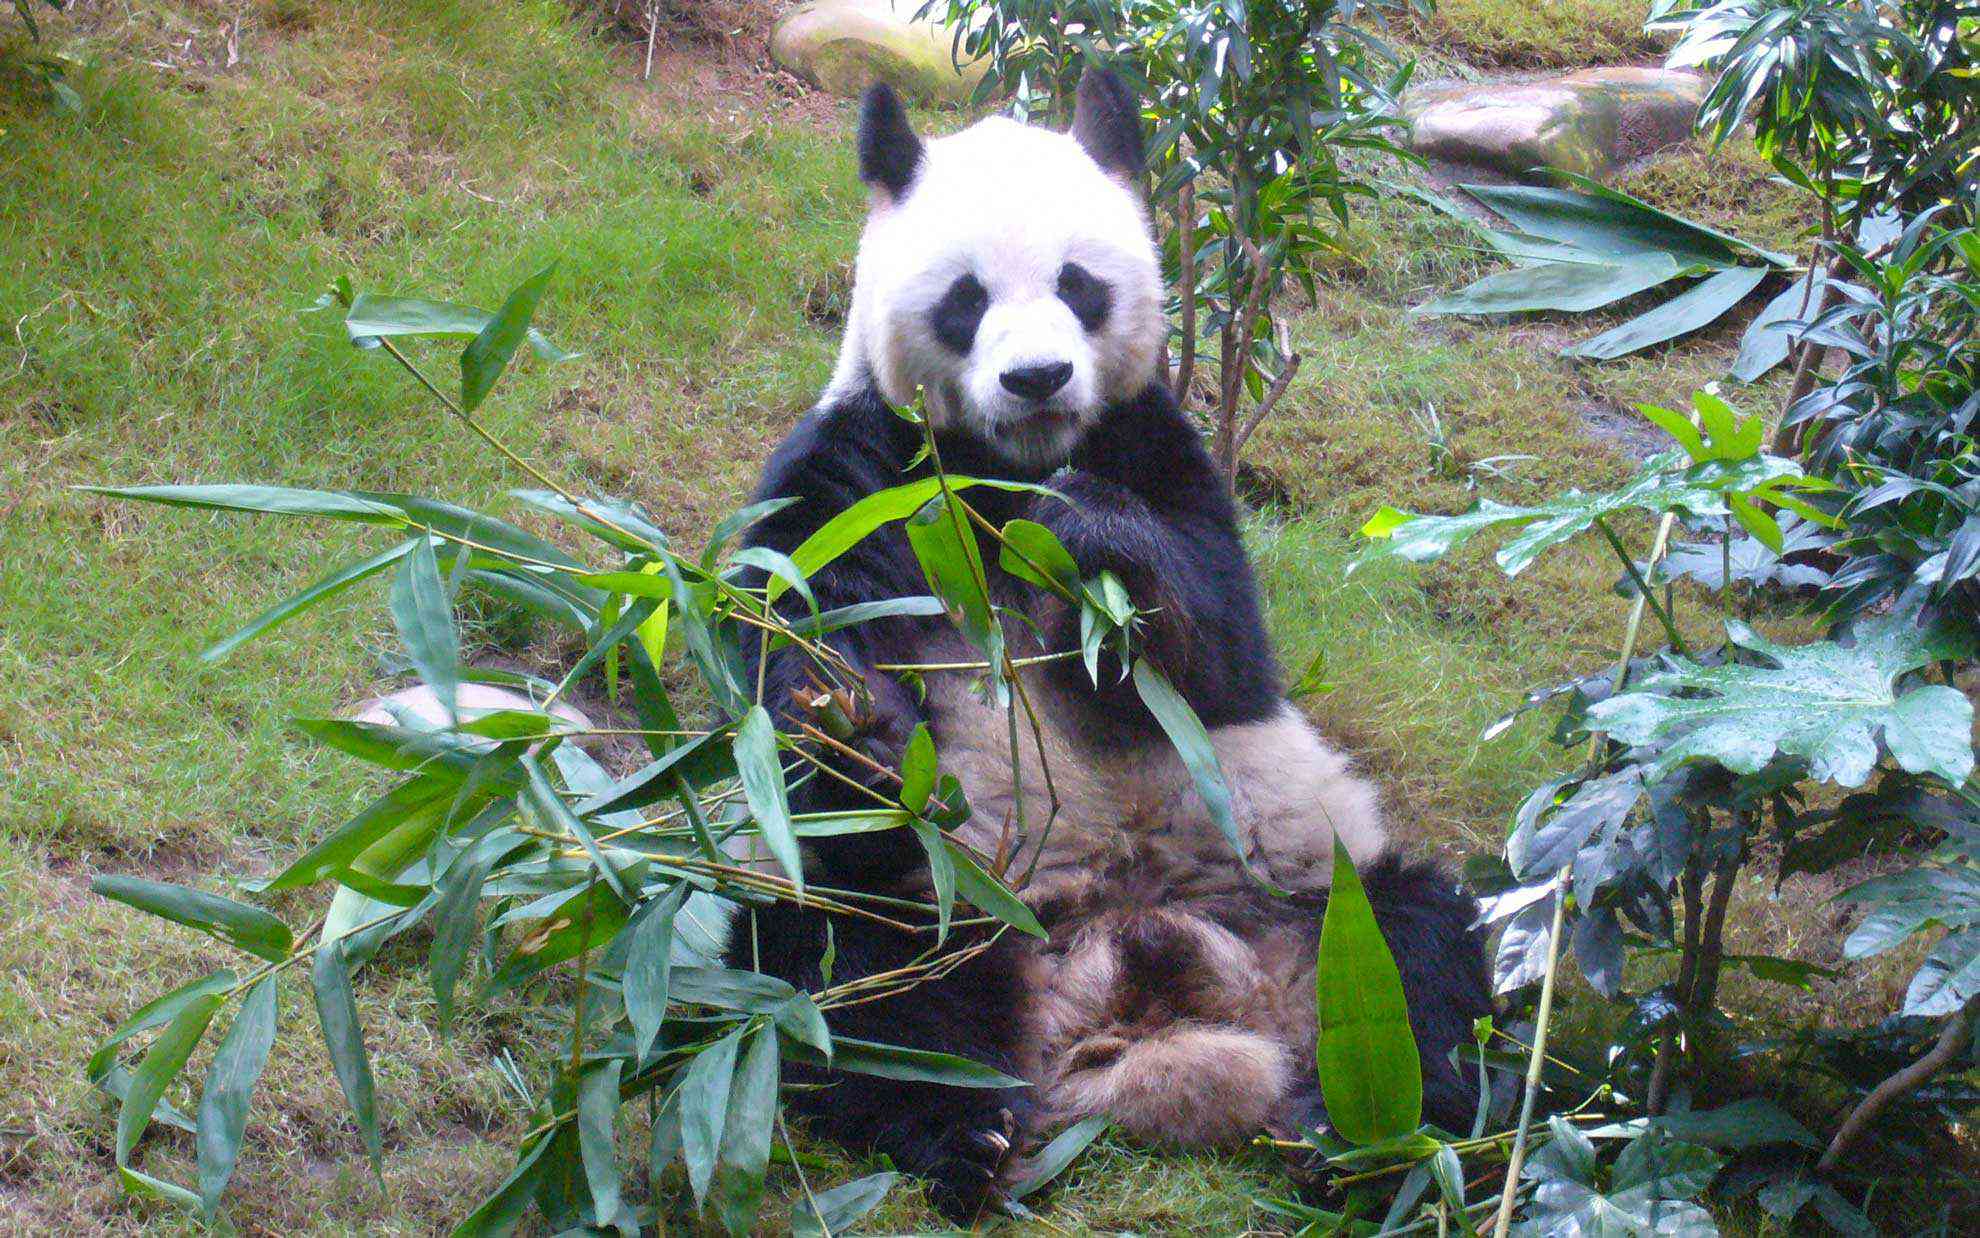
1489, 865, 1571, 1238
1594, 515, 1688, 660
1173, 180, 1197, 406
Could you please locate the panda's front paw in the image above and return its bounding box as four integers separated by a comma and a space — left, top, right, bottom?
923, 1106, 1021, 1222
788, 668, 916, 786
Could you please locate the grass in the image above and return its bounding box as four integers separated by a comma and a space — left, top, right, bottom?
1402, 0, 1671, 72
0, 0, 1919, 1233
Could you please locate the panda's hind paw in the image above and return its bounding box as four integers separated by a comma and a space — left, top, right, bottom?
925, 1107, 1022, 1221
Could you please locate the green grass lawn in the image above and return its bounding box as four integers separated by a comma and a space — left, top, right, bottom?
1, 2, 1849, 1232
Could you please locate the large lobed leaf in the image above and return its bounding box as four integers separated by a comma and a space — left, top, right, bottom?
1588, 613, 1977, 788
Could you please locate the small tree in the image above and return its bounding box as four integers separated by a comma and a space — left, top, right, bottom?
933, 0, 1424, 481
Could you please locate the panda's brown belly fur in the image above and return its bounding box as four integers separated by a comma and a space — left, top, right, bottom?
919, 673, 1392, 1148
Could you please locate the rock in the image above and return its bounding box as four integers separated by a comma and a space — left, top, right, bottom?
351, 682, 593, 741
768, 0, 986, 107
1402, 67, 1706, 181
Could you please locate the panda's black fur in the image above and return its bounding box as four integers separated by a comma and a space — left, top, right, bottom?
724, 75, 1492, 1218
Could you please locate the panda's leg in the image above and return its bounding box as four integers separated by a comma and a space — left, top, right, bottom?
730, 901, 1039, 1221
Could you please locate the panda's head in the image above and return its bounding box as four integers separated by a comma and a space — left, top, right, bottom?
828, 70, 1163, 471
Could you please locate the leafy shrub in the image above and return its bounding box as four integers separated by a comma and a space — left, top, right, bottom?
931, 0, 1423, 479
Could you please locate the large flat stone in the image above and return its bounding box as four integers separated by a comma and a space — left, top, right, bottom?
1403, 67, 1707, 180
769, 0, 985, 107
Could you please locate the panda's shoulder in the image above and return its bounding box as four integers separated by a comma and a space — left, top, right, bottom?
758, 384, 917, 501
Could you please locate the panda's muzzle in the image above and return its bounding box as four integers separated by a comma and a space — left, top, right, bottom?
999, 361, 1074, 401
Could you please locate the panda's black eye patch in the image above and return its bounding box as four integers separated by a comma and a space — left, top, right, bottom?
1056, 262, 1111, 332
930, 273, 988, 354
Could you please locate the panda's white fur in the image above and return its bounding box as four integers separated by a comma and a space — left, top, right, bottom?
829, 115, 1166, 472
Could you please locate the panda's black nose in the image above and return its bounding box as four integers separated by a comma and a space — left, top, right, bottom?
1000, 362, 1073, 401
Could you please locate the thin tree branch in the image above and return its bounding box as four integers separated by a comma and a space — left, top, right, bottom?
1174, 180, 1197, 406
1817, 995, 1977, 1172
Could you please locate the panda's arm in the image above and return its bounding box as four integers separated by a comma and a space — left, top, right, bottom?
1030, 382, 1283, 727
738, 395, 936, 881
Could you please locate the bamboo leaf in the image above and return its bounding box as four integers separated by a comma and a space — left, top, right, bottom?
78, 484, 408, 527
734, 706, 803, 893
117, 992, 222, 1169
390, 535, 460, 722
196, 977, 278, 1213
202, 541, 413, 662
1315, 838, 1422, 1144
625, 883, 690, 1063
311, 940, 382, 1170
712, 1023, 780, 1235
460, 263, 558, 413
679, 1026, 744, 1204
92, 875, 292, 963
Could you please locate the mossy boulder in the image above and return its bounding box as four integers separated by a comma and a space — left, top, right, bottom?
768, 0, 986, 108
1402, 67, 1707, 181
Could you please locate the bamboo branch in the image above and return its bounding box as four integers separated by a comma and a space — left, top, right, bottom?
1490, 868, 1571, 1238
1174, 180, 1197, 406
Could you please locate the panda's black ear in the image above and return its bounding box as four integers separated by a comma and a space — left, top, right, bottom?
857, 83, 923, 201
1070, 68, 1143, 184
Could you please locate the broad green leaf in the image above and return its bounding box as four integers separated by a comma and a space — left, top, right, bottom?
1133, 660, 1281, 894
1731, 268, 1826, 382
679, 1026, 744, 1204
791, 1170, 899, 1235
196, 977, 278, 1213
785, 1035, 1030, 1088
1903, 928, 1980, 1016
262, 774, 455, 891
117, 991, 222, 1169
913, 819, 957, 943
1546, 169, 1793, 265
1466, 181, 1765, 269
390, 535, 460, 721
775, 595, 947, 644
429, 837, 502, 1035
906, 493, 1003, 683
712, 1023, 780, 1235
1315, 838, 1422, 1144
1416, 254, 1681, 316
777, 476, 1057, 603
899, 722, 937, 813
485, 882, 629, 994
1564, 266, 1768, 360
460, 263, 557, 413
203, 541, 413, 662
577, 1059, 634, 1236
1360, 455, 1808, 577
771, 992, 832, 1059
946, 841, 1046, 939
1613, 1136, 1724, 1201
79, 484, 406, 526
1838, 865, 1980, 958
998, 518, 1081, 594
734, 706, 803, 893
92, 875, 292, 962
1009, 1114, 1108, 1200
449, 1131, 555, 1238
311, 940, 381, 1169
625, 883, 690, 1062
520, 753, 628, 902
1588, 1097, 1820, 1149
669, 965, 800, 1012
1589, 614, 1977, 787
88, 970, 238, 1085
342, 292, 573, 362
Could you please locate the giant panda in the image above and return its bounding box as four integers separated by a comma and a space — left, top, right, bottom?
728, 70, 1492, 1218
